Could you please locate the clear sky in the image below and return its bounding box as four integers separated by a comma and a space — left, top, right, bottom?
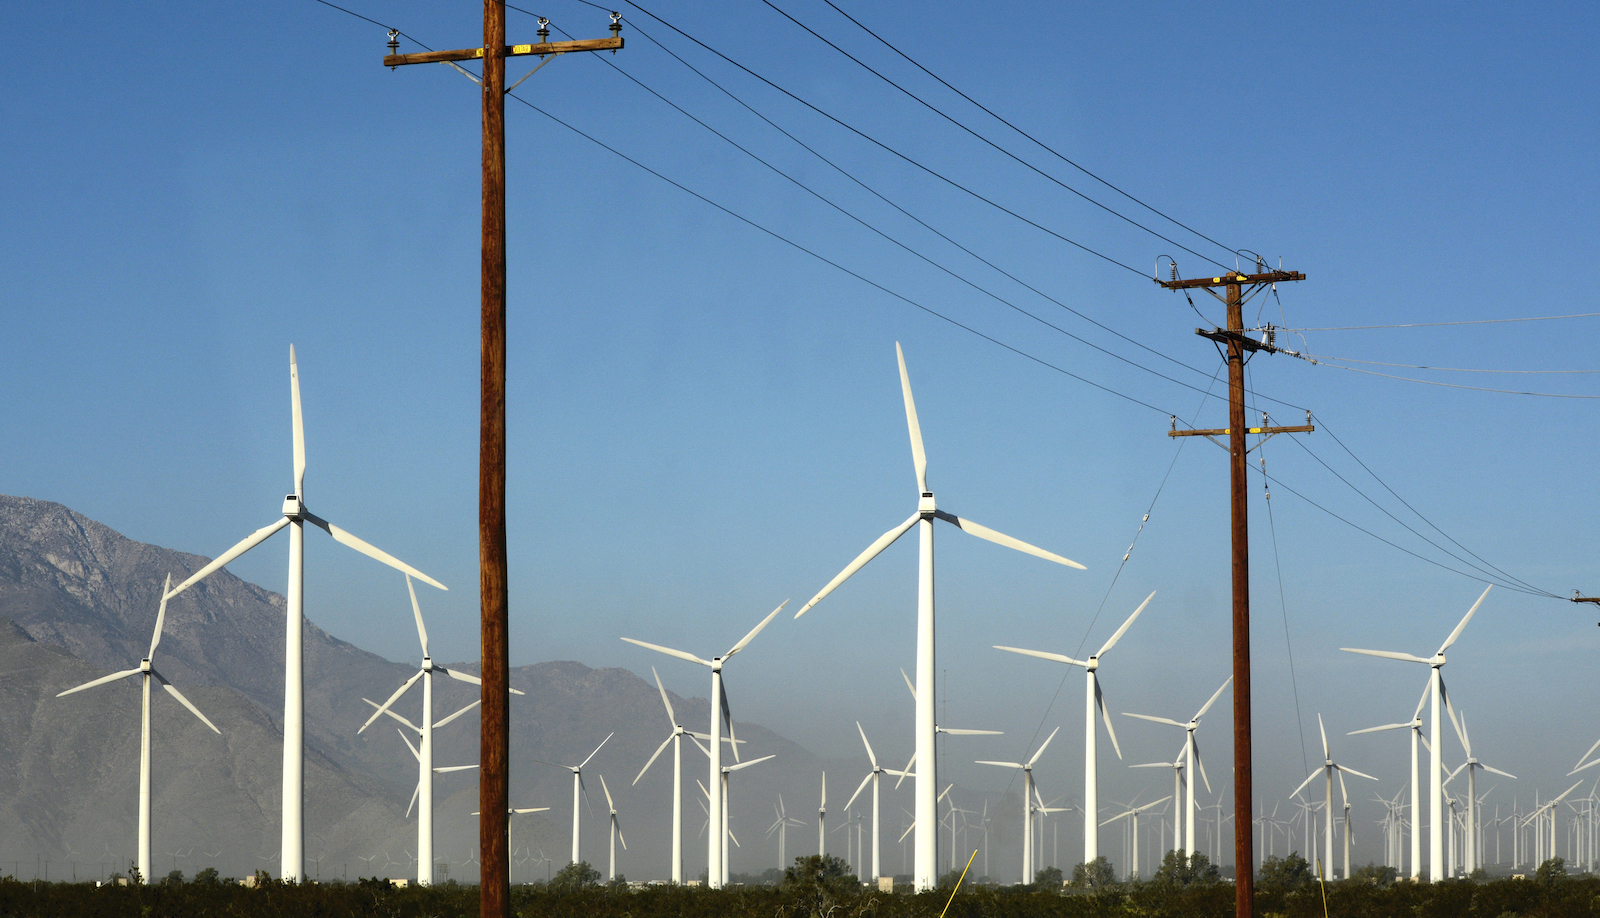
5, 0, 1597, 873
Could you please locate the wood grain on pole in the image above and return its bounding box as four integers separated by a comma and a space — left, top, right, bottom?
1227, 281, 1255, 918
480, 0, 509, 915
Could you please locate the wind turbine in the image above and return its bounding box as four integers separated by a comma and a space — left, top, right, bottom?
995, 590, 1153, 865
1348, 681, 1430, 879
794, 342, 1084, 890
766, 795, 804, 869
56, 575, 220, 885
160, 345, 446, 881
1442, 712, 1515, 875
817, 774, 826, 858
599, 775, 626, 883
1124, 677, 1230, 857
976, 725, 1060, 884
621, 600, 785, 888
695, 751, 776, 885
632, 666, 722, 884
1290, 714, 1378, 880
1342, 584, 1490, 882
1130, 740, 1189, 855
539, 732, 613, 867
1101, 796, 1170, 880
842, 722, 911, 881
358, 575, 511, 885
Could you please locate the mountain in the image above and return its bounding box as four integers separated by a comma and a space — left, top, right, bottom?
0, 495, 893, 884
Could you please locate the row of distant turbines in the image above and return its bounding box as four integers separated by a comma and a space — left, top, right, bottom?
54, 343, 1594, 891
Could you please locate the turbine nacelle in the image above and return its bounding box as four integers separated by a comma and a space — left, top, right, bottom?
282, 495, 304, 519
918, 493, 936, 516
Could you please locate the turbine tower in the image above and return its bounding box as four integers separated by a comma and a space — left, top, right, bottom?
621, 600, 785, 888
634, 666, 721, 884
56, 575, 221, 884
995, 590, 1153, 864
1342, 584, 1490, 882
161, 345, 446, 881
795, 343, 1084, 890
599, 775, 626, 882
1124, 677, 1230, 857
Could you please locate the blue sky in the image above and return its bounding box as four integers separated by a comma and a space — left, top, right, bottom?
5, 0, 1597, 873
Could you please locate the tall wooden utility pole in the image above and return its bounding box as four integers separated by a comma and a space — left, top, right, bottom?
1158, 268, 1306, 918
382, 11, 621, 917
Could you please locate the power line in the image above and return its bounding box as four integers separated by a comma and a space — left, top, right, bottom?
1306, 355, 1598, 374
614, 1, 1152, 278
755, 0, 1238, 272
1288, 312, 1600, 331
815, 0, 1244, 267
1306, 362, 1600, 398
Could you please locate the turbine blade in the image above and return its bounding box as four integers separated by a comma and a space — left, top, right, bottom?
302, 513, 447, 591
620, 637, 711, 668
435, 699, 481, 729
652, 667, 677, 727
1290, 768, 1321, 799
1336, 764, 1381, 782
896, 342, 928, 494
406, 575, 428, 659
363, 697, 420, 734
727, 754, 775, 773
1340, 647, 1431, 665
1481, 765, 1518, 780
1193, 737, 1211, 793
148, 574, 172, 660
1439, 678, 1468, 752
1028, 725, 1061, 766
932, 510, 1085, 570
398, 728, 420, 760
406, 781, 420, 819
940, 728, 1003, 736
1097, 591, 1155, 658
578, 732, 613, 770
795, 513, 919, 618
893, 752, 916, 790
1348, 723, 1413, 735
974, 760, 1025, 769
360, 670, 423, 733
1575, 735, 1600, 772
843, 773, 873, 812
153, 672, 221, 733
56, 667, 142, 697
1096, 677, 1122, 759
726, 600, 788, 658
1195, 677, 1232, 720
600, 773, 615, 811
290, 344, 306, 495
1319, 714, 1329, 761
1124, 713, 1186, 728
1437, 584, 1491, 656
857, 722, 878, 768
720, 679, 739, 762
900, 668, 917, 702
898, 821, 915, 844
634, 734, 674, 785
441, 667, 487, 687
435, 764, 478, 773
165, 517, 289, 601
994, 645, 1085, 667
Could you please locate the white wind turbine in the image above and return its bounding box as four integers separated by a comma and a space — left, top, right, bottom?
1342, 584, 1490, 882
1290, 714, 1378, 880
816, 774, 826, 858
1124, 677, 1230, 858
538, 733, 613, 867
767, 795, 805, 869
995, 590, 1153, 865
56, 575, 221, 884
795, 342, 1084, 891
1101, 796, 1170, 880
694, 750, 776, 885
842, 722, 912, 881
976, 726, 1060, 884
1348, 681, 1430, 880
357, 575, 514, 886
161, 345, 446, 881
1130, 740, 1189, 855
599, 775, 626, 882
633, 666, 724, 884
1444, 711, 1515, 875
621, 600, 785, 888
